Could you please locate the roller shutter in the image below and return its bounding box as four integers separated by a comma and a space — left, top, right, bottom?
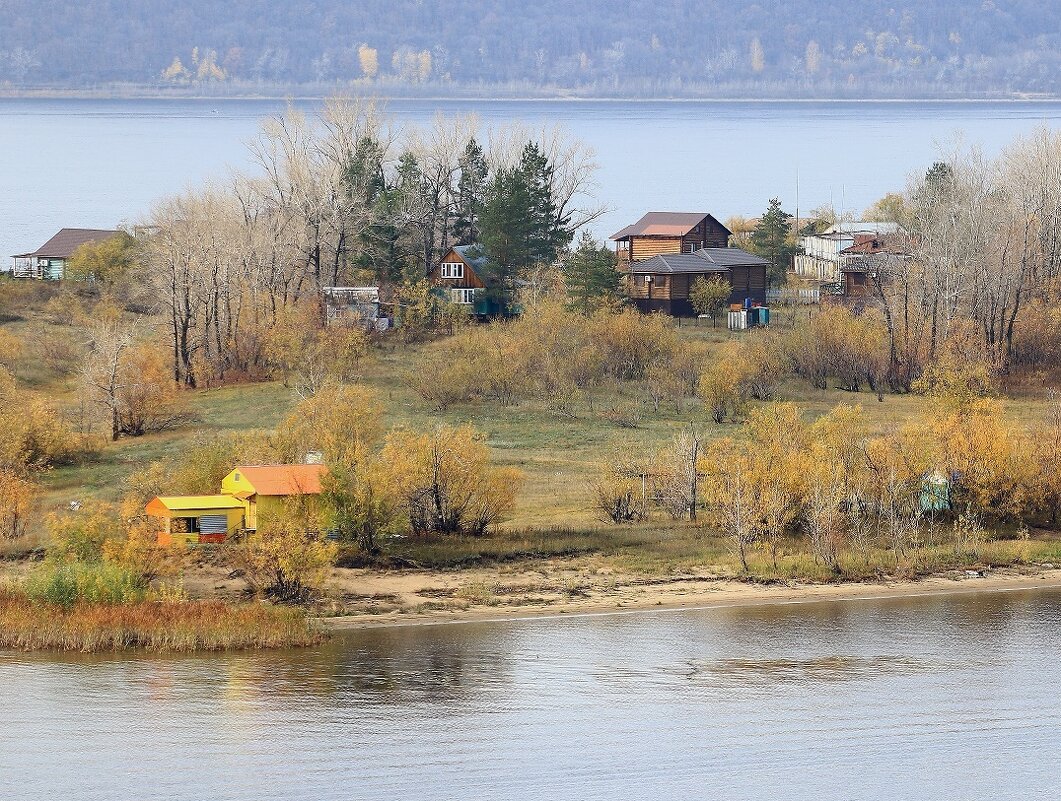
198, 515, 228, 534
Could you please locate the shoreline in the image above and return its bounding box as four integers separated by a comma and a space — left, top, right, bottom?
2, 92, 1061, 105
319, 568, 1061, 630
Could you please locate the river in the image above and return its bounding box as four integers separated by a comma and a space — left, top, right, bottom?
3, 587, 1060, 799
2, 98, 1061, 260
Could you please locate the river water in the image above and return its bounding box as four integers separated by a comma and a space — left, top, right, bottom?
3, 587, 1060, 800
2, 98, 1061, 260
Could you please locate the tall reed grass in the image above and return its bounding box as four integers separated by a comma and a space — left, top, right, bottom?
25, 561, 146, 607
0, 587, 324, 652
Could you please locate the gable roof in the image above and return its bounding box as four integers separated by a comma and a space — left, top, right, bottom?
629, 247, 768, 274
449, 245, 488, 273
611, 213, 731, 241
14, 228, 120, 259
229, 464, 327, 496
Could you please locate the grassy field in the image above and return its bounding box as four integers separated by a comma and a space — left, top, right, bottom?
5, 291, 1061, 629
24, 306, 1057, 531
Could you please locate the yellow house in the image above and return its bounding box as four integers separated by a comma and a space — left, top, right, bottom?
145, 496, 247, 546
220, 464, 327, 531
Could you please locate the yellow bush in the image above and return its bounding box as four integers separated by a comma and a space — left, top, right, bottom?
382, 424, 523, 535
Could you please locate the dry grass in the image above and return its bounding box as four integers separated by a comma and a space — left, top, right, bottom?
0, 587, 324, 652
375, 523, 1061, 586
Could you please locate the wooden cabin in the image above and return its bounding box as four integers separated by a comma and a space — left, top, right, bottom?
611, 212, 731, 266
220, 464, 327, 531
626, 248, 769, 316
431, 245, 488, 307
9, 228, 120, 280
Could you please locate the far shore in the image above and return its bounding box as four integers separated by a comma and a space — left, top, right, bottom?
2, 90, 1060, 104
317, 566, 1061, 631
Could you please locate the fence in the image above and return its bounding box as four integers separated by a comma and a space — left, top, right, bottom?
767, 287, 820, 306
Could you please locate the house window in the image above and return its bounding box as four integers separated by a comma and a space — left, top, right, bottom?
440, 262, 464, 279
683, 241, 696, 253
451, 288, 477, 305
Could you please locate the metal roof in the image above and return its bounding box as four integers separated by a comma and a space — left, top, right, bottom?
450, 245, 488, 271
145, 495, 246, 514
611, 212, 731, 241
228, 464, 326, 496
628, 247, 768, 274
13, 228, 120, 259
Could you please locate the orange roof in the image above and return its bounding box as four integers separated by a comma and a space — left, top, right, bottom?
235, 464, 327, 496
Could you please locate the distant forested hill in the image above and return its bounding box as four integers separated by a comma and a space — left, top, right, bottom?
1, 0, 1059, 97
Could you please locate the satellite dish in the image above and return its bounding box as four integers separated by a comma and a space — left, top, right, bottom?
375, 317, 391, 332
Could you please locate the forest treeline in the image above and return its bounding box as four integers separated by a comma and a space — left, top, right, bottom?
2, 0, 1060, 97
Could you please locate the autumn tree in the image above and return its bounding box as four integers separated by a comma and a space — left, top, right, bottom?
0, 470, 36, 540
116, 343, 194, 436
698, 346, 748, 423
744, 403, 811, 567
701, 437, 761, 572
357, 45, 379, 79
265, 303, 370, 397
81, 320, 190, 440
0, 369, 90, 470
66, 231, 138, 286
863, 192, 908, 224
591, 454, 648, 523
277, 384, 383, 467
236, 500, 338, 603
689, 275, 731, 326
383, 424, 523, 536
652, 427, 704, 521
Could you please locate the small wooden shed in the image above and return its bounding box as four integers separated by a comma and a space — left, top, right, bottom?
145, 495, 247, 546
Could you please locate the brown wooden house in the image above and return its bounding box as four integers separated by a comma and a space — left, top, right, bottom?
626, 248, 769, 316
611, 212, 731, 266
431, 245, 488, 307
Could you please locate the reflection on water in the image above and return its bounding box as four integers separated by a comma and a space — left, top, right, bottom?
3, 589, 1061, 800
674, 654, 940, 683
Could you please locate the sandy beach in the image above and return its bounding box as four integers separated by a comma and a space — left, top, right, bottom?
314, 564, 1061, 630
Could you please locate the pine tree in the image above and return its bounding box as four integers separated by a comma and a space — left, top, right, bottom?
452, 138, 487, 246
517, 142, 571, 262
347, 138, 404, 282
478, 166, 536, 296
751, 197, 798, 287
565, 232, 622, 312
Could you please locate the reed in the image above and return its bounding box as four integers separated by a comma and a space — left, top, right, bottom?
0, 587, 324, 652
